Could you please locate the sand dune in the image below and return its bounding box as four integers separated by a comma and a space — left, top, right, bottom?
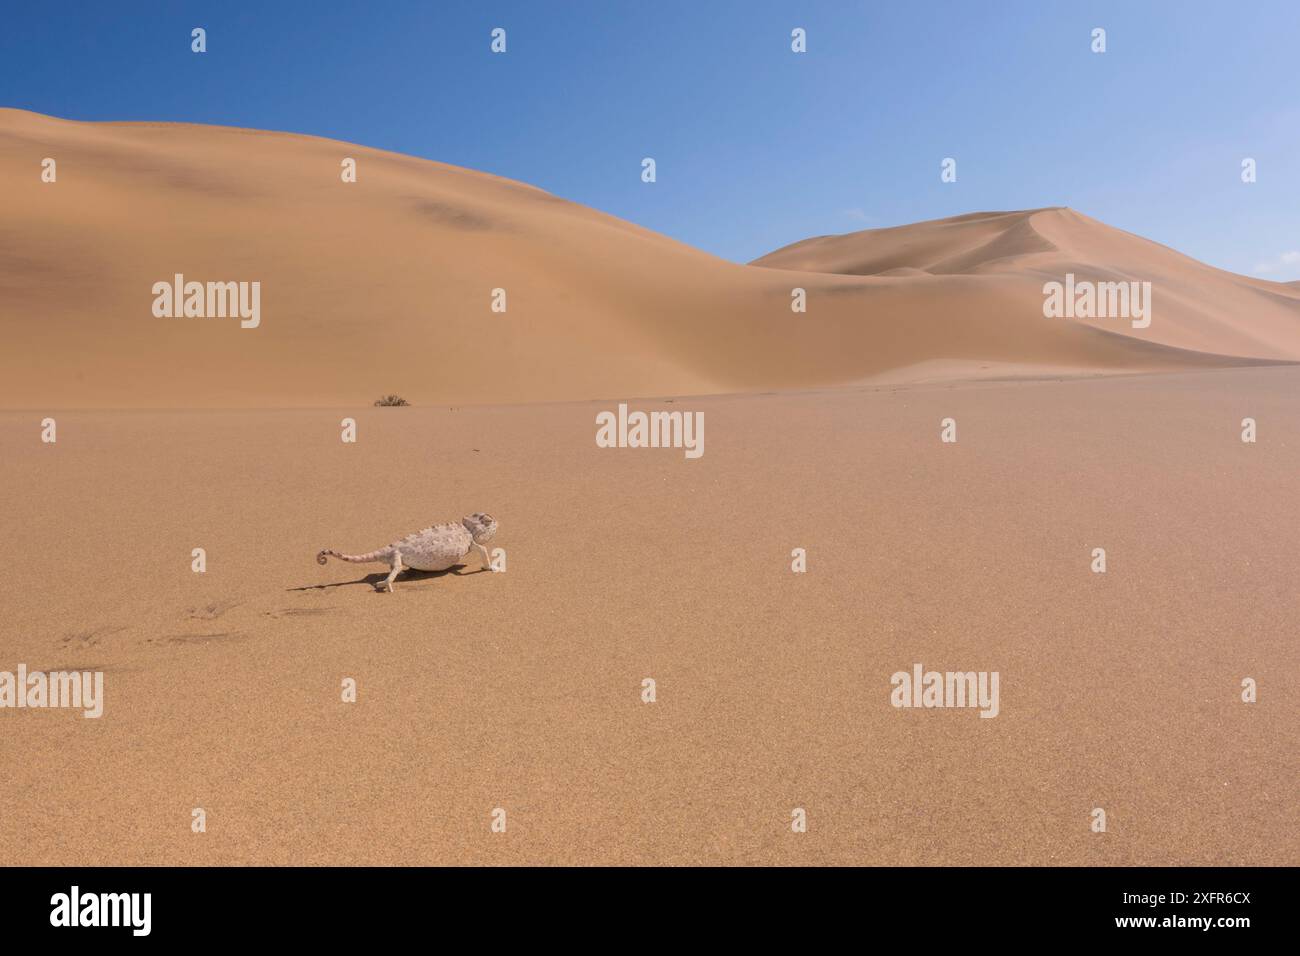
754, 208, 1300, 363
2, 109, 1298, 408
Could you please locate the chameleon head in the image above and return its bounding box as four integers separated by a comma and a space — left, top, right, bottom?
461, 512, 498, 544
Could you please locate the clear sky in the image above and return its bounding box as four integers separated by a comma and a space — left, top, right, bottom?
4, 0, 1297, 277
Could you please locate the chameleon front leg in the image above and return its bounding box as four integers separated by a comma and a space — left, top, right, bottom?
472, 542, 492, 570
382, 550, 404, 592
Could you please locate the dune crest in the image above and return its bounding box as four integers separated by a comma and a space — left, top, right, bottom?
2, 109, 1297, 408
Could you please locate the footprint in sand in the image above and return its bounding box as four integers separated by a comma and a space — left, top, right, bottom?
149, 631, 250, 647
264, 607, 338, 619
186, 600, 243, 621
58, 625, 127, 649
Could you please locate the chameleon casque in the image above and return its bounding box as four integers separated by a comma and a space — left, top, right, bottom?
317, 512, 498, 592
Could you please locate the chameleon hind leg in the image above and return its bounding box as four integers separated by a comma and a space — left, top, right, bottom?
381, 550, 404, 592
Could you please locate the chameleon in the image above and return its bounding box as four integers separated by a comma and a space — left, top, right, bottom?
317, 512, 498, 592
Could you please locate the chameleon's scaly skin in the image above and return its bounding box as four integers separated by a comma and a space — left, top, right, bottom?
317, 512, 498, 591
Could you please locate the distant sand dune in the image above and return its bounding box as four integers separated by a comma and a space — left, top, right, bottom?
2, 109, 1298, 408
754, 207, 1300, 362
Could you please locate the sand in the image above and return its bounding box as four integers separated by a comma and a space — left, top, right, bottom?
4, 108, 1300, 410
0, 110, 1295, 865
2, 368, 1296, 865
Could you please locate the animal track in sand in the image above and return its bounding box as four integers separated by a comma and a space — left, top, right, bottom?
148, 631, 250, 646
264, 607, 338, 618
58, 626, 127, 649
187, 600, 243, 621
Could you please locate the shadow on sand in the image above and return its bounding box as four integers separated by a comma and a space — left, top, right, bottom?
288, 565, 489, 593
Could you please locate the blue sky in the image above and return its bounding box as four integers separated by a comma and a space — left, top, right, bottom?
3, 0, 1297, 277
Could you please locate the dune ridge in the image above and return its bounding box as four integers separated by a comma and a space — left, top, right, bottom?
2, 109, 1298, 408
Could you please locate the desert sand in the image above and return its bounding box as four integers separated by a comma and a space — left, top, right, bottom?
1, 369, 1297, 865
0, 111, 1296, 866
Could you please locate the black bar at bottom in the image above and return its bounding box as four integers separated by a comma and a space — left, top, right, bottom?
0, 865, 1283, 942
